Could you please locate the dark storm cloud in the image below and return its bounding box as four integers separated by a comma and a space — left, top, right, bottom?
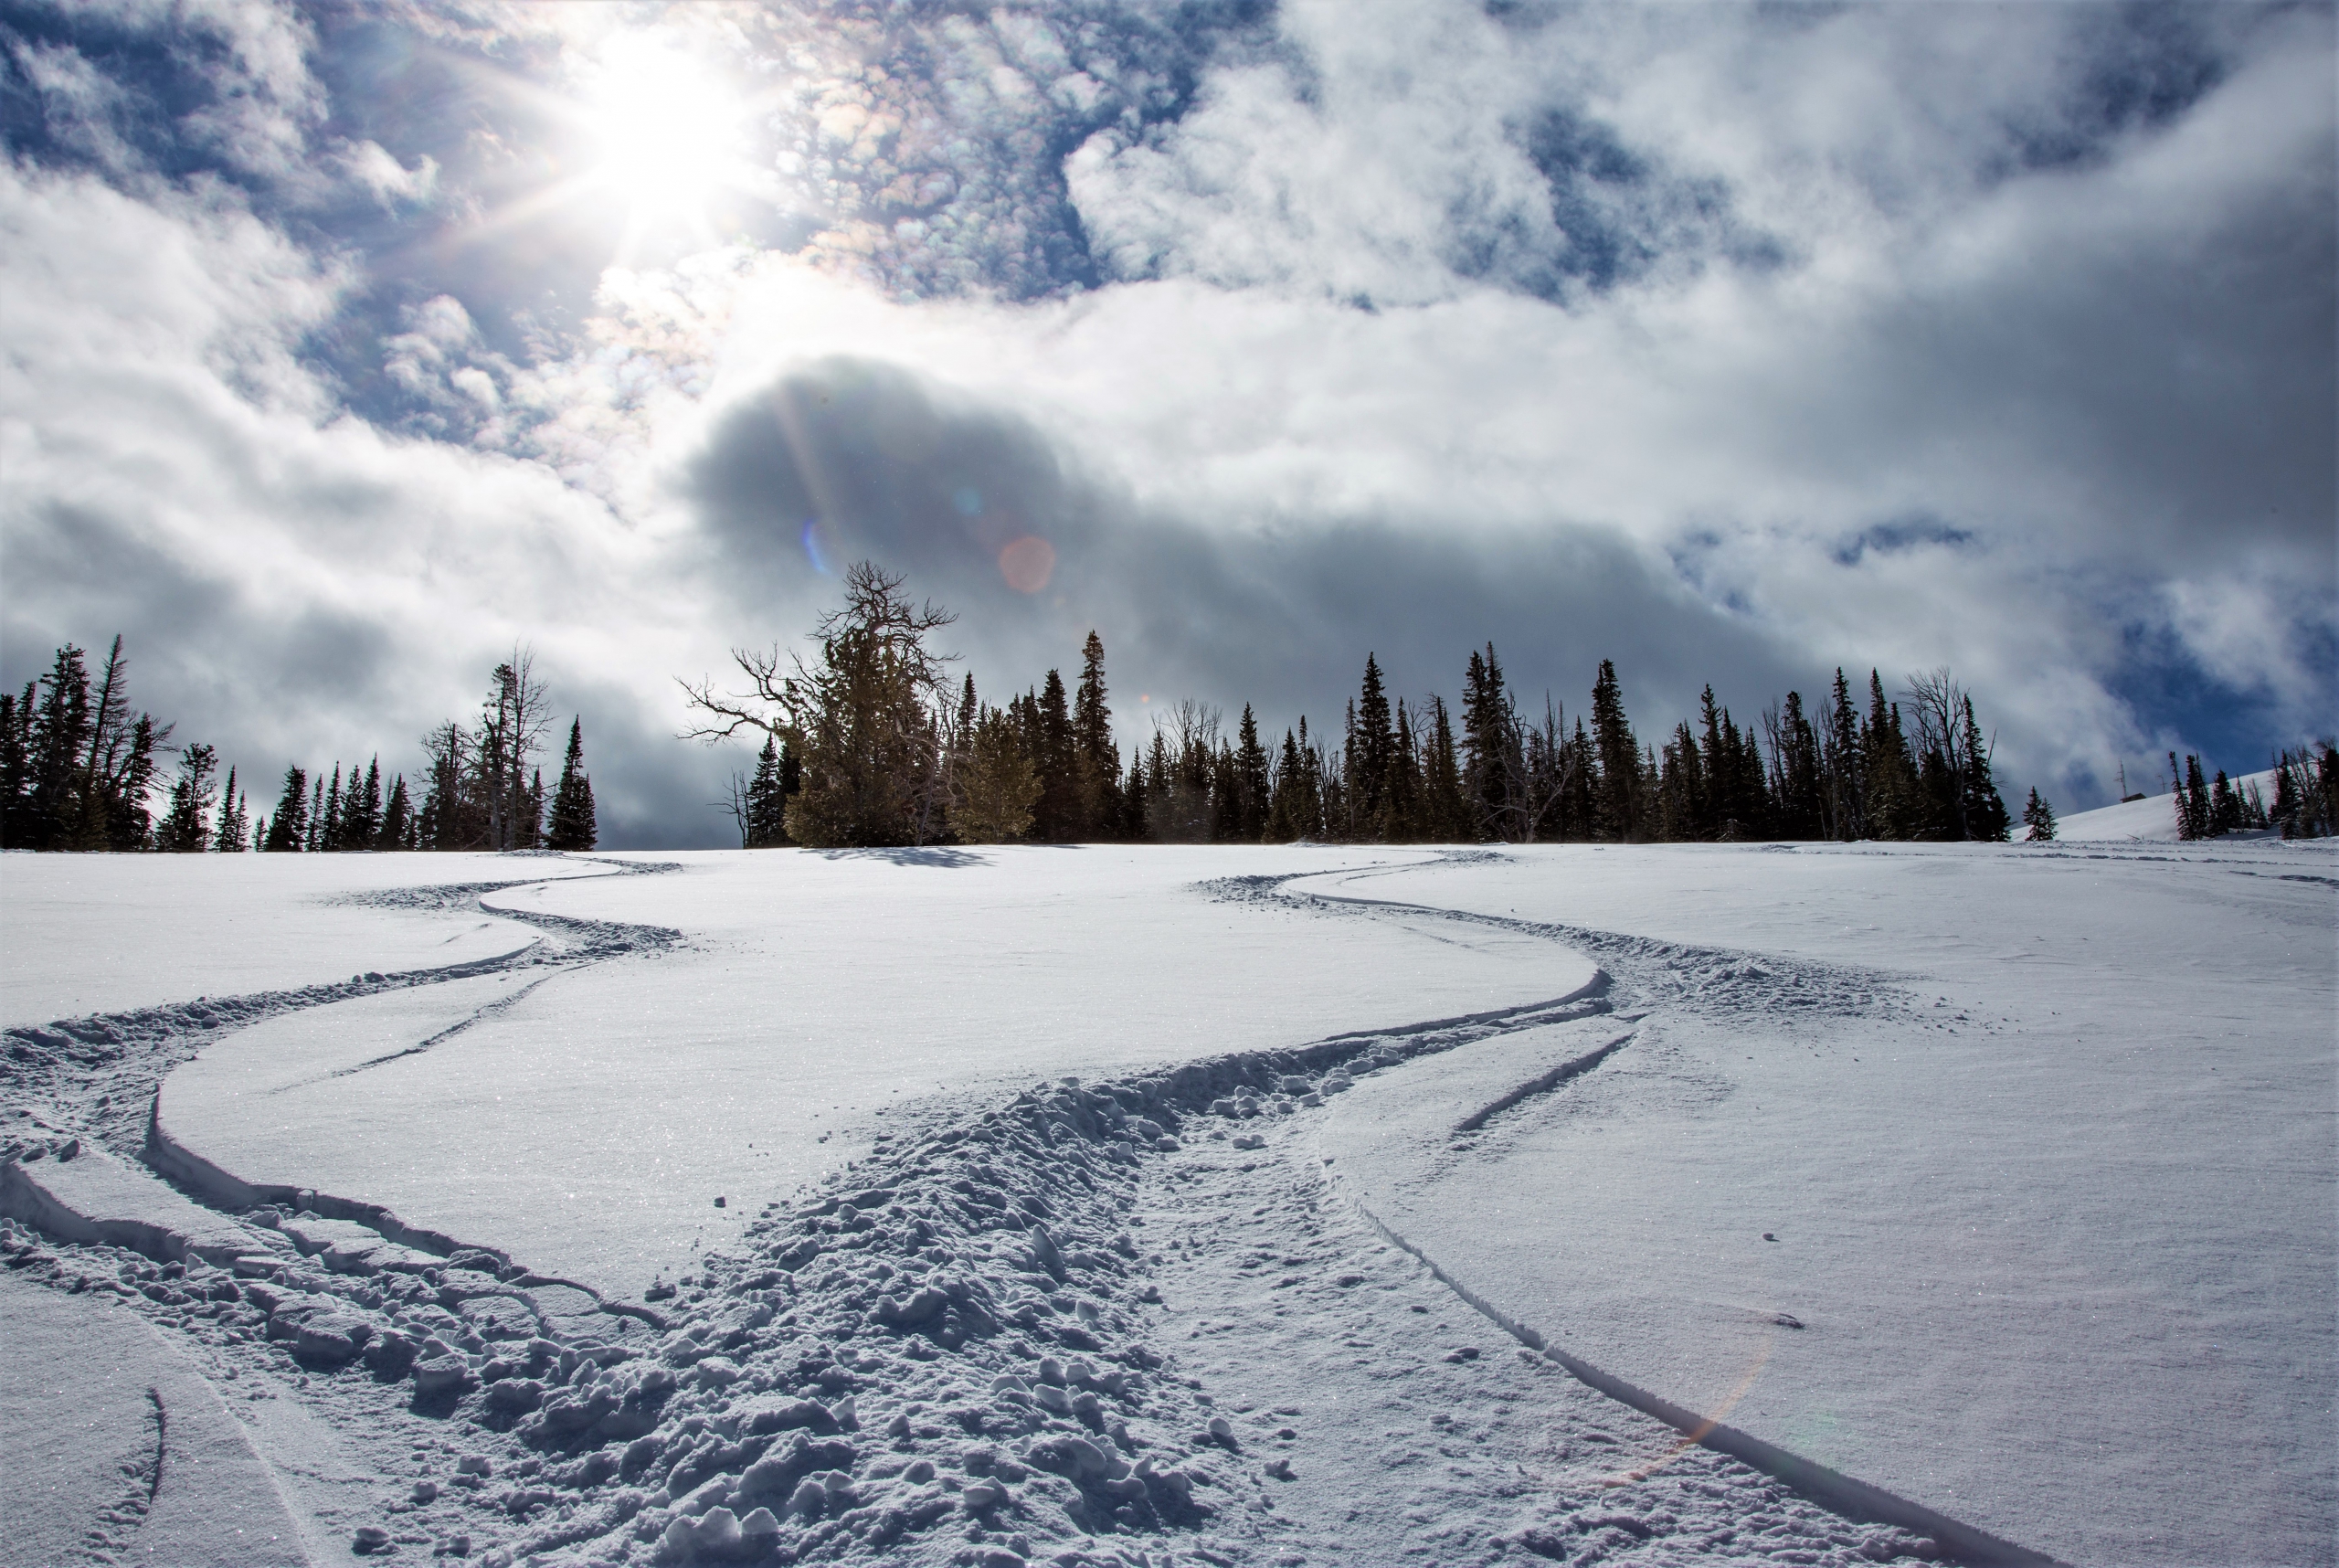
683, 358, 1810, 740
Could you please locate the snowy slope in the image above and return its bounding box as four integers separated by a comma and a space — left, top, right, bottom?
1281, 841, 2336, 1567
2057, 766, 2280, 841
162, 847, 1592, 1298
0, 852, 611, 1026
3, 842, 2332, 1568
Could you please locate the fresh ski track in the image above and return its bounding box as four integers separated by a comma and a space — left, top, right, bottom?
0, 852, 2054, 1567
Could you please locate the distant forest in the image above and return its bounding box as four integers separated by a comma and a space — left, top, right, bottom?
0, 641, 597, 853
6, 579, 2334, 854
685, 564, 2338, 851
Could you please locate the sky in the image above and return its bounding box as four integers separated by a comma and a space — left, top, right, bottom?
0, 0, 2331, 847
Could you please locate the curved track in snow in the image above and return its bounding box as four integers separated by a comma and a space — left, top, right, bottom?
1, 852, 2055, 1567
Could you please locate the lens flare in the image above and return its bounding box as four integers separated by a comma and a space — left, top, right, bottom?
999, 535, 1055, 594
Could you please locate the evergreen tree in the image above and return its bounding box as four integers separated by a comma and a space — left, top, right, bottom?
1862, 673, 1918, 839
376, 775, 410, 852
743, 735, 788, 848
155, 743, 218, 852
343, 758, 381, 850
1955, 695, 2010, 842
211, 767, 248, 853
2208, 769, 2241, 837
305, 774, 324, 852
2022, 787, 2057, 842
1350, 655, 1396, 836
265, 766, 309, 851
1589, 660, 1641, 841
1821, 668, 1865, 841
956, 706, 1042, 842
1122, 747, 1148, 841
1767, 692, 1825, 840
545, 718, 599, 851
1423, 696, 1467, 842
2184, 754, 2211, 841
322, 764, 344, 852
1233, 704, 1271, 842
1032, 668, 1078, 841
681, 564, 959, 848
16, 646, 91, 850
1073, 631, 1121, 839
0, 684, 29, 847
1460, 646, 1518, 839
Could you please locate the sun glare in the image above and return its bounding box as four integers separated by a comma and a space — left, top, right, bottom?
577, 38, 748, 236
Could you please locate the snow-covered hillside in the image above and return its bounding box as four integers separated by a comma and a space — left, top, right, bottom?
2056, 767, 2279, 842
3, 842, 2331, 1568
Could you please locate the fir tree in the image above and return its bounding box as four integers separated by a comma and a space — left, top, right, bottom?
545, 718, 599, 851
211, 767, 248, 853
1351, 655, 1396, 837
1233, 704, 1271, 842
377, 775, 411, 852
2022, 787, 2057, 842
1589, 661, 1641, 842
956, 706, 1041, 842
1073, 632, 1120, 839
1424, 696, 1467, 842
265, 766, 309, 851
1032, 668, 1078, 841
743, 735, 788, 848
154, 743, 218, 852
2208, 769, 2241, 837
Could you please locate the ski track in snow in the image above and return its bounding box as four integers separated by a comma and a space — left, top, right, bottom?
0, 851, 2040, 1566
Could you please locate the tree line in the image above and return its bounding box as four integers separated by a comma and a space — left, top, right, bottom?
2169, 746, 2338, 841
0, 640, 598, 853
686, 562, 2059, 850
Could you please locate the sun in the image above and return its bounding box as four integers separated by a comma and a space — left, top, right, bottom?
572, 36, 757, 248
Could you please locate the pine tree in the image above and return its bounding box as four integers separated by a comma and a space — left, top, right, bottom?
265, 766, 309, 851
18, 646, 91, 850
154, 743, 218, 852
1349, 655, 1396, 837
0, 684, 29, 848
1821, 668, 1865, 841
2208, 769, 2241, 837
1588, 660, 1641, 841
2184, 755, 2210, 841
1421, 696, 1466, 842
744, 735, 788, 848
377, 775, 411, 852
2021, 787, 2057, 842
211, 767, 247, 853
1460, 646, 1519, 840
1862, 673, 1917, 840
545, 718, 599, 851
1073, 632, 1120, 839
1233, 704, 1271, 842
1032, 668, 1078, 842
956, 706, 1042, 842
1955, 696, 2010, 842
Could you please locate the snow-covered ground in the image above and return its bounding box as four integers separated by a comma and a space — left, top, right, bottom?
2, 841, 2332, 1568
2056, 767, 2279, 842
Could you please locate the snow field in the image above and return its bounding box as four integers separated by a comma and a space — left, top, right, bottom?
3, 841, 2330, 1567
1272, 844, 2338, 1567
0, 852, 615, 1028
164, 848, 1585, 1299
